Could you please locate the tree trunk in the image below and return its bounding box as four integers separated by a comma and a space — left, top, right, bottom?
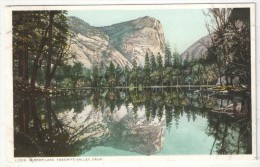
45, 12, 55, 88
19, 29, 29, 81
30, 25, 50, 88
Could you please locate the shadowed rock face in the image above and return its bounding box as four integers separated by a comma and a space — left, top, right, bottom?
102, 16, 166, 66
69, 16, 166, 68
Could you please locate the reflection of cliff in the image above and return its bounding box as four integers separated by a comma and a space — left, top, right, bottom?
102, 105, 166, 155
57, 106, 110, 145
14, 89, 251, 157
57, 103, 166, 155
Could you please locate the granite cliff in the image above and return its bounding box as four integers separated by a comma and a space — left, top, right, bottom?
69, 16, 166, 68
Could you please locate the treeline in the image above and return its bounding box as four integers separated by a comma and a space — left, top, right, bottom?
54, 46, 217, 89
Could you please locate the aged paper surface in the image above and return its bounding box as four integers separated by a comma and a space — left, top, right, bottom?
0, 1, 259, 167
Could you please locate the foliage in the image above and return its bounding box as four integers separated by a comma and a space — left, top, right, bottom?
205, 8, 251, 87
13, 10, 71, 90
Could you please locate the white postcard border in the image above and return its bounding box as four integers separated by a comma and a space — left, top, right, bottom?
1, 2, 258, 167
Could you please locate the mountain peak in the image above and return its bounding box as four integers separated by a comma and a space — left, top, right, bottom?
132, 16, 161, 29
69, 16, 166, 68
141, 16, 156, 20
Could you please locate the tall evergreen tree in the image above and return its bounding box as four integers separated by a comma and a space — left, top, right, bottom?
144, 52, 151, 86
157, 52, 163, 86
172, 48, 181, 85
172, 48, 180, 69
144, 52, 150, 71
156, 52, 163, 69
130, 59, 138, 87
183, 51, 190, 68
164, 43, 173, 86
107, 62, 116, 87
150, 53, 157, 72
164, 43, 172, 68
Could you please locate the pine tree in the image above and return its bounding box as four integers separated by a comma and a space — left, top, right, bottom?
172, 48, 181, 86
164, 43, 172, 68
144, 52, 150, 71
157, 52, 163, 69
172, 48, 180, 69
157, 52, 163, 86
164, 43, 173, 86
130, 59, 138, 87
150, 53, 157, 72
108, 62, 116, 87
183, 51, 190, 68
144, 52, 151, 86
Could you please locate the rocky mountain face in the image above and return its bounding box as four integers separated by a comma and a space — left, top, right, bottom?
101, 16, 166, 66
69, 16, 130, 68
180, 35, 211, 61
57, 103, 165, 155
69, 16, 166, 68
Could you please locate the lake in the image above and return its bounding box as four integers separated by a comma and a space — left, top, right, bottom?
13, 88, 252, 157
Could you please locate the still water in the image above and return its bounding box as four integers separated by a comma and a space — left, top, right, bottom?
14, 88, 252, 157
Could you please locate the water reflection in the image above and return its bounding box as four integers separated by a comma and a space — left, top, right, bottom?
14, 88, 252, 156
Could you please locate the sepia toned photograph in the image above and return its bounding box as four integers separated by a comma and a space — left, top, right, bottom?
9, 3, 256, 159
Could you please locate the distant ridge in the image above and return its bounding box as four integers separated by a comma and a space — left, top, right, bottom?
180, 35, 211, 61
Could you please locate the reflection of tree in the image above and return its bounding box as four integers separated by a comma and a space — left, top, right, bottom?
206, 96, 251, 154
14, 99, 38, 156
92, 90, 102, 110
14, 95, 109, 157
105, 90, 124, 113
124, 88, 224, 128
165, 105, 173, 127
14, 88, 252, 156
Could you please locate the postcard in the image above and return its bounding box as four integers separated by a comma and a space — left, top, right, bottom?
1, 2, 258, 166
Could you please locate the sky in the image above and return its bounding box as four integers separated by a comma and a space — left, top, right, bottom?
68, 9, 209, 53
